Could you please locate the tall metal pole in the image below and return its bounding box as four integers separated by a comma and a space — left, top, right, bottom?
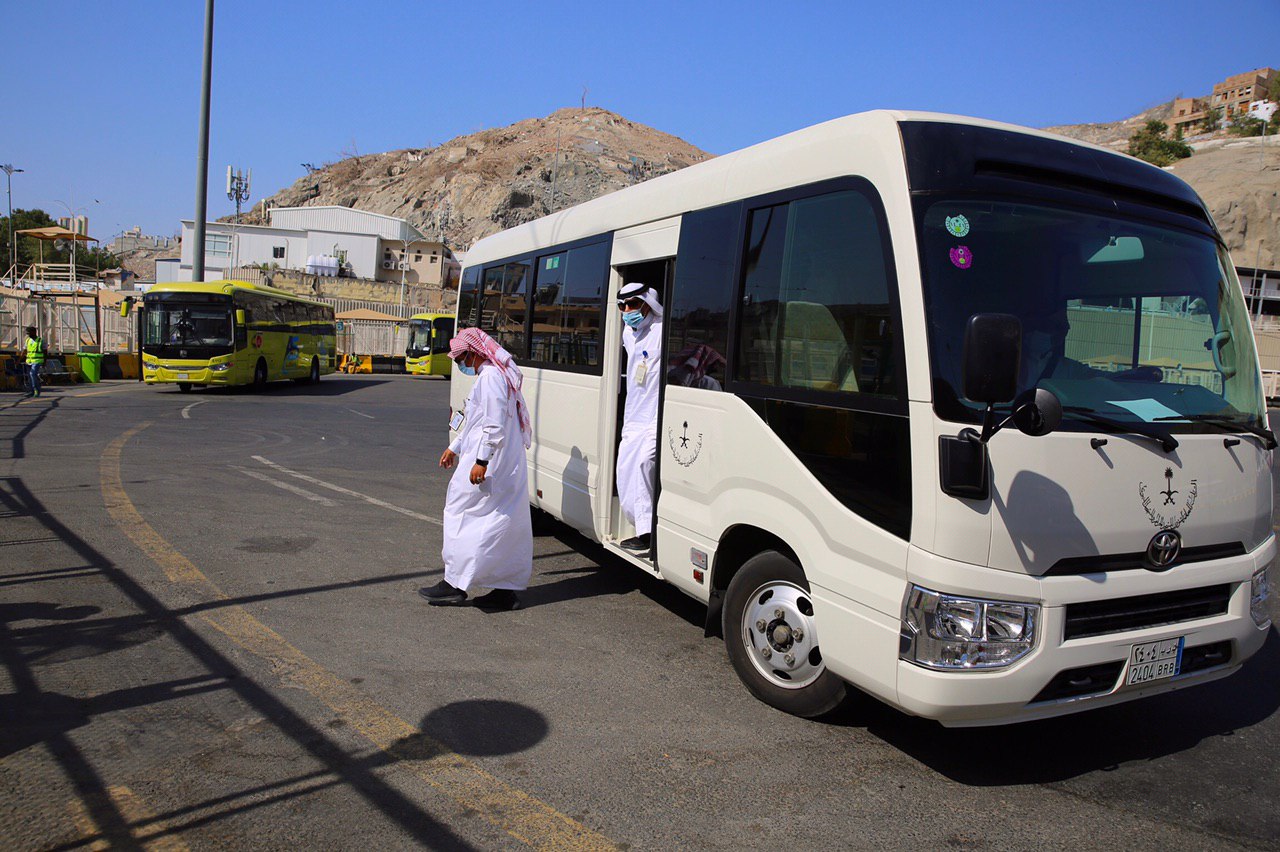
192, 0, 215, 282
2, 165, 22, 282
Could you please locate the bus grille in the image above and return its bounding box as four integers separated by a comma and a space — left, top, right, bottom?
1063, 584, 1232, 640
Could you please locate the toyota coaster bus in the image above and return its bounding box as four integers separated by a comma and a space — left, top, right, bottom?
449, 110, 1274, 725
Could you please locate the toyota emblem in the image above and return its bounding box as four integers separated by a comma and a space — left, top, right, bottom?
1146, 530, 1182, 570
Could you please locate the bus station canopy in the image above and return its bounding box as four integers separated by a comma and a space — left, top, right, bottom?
15, 225, 98, 242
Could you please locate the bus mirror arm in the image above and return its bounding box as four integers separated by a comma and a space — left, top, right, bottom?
971, 387, 1064, 445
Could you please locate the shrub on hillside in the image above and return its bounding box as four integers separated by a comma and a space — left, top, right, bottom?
1127, 120, 1194, 167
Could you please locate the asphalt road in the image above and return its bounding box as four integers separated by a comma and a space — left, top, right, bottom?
1, 375, 1278, 851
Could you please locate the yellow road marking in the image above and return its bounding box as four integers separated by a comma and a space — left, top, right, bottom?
18, 384, 139, 404
68, 784, 190, 851
101, 424, 612, 851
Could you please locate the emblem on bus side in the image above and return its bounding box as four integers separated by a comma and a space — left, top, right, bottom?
668, 421, 703, 467
1138, 467, 1197, 532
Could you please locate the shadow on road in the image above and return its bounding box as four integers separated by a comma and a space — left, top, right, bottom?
0, 475, 477, 850
171, 376, 395, 398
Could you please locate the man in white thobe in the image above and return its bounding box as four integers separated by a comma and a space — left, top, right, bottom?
420, 328, 533, 611
616, 282, 663, 554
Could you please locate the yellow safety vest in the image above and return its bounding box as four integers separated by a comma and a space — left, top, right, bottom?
26, 337, 45, 365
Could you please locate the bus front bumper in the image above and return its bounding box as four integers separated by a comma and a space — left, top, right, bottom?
144, 364, 233, 385
891, 541, 1272, 727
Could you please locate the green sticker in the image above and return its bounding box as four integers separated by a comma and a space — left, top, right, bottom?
545, 256, 561, 270
945, 215, 970, 238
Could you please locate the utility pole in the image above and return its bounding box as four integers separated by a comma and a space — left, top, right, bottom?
2, 164, 22, 282
192, 0, 215, 282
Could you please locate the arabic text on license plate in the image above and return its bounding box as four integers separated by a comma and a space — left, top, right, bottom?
177, 373, 189, 380
1126, 636, 1184, 686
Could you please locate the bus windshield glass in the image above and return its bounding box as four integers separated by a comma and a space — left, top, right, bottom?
918, 199, 1265, 429
407, 320, 433, 355
144, 304, 233, 348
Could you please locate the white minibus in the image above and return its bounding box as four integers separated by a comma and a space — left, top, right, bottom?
449, 110, 1274, 725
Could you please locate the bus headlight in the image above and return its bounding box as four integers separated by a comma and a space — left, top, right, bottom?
209, 363, 231, 372
144, 362, 158, 371
1252, 565, 1272, 628
900, 585, 1038, 670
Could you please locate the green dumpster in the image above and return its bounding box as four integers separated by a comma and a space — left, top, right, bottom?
77, 352, 103, 383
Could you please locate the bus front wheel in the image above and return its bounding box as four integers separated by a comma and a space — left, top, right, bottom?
722, 551, 846, 718
177, 382, 192, 393
310, 358, 320, 383
253, 360, 268, 389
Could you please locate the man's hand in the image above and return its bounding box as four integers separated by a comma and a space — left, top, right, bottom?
439, 448, 457, 469
469, 463, 487, 485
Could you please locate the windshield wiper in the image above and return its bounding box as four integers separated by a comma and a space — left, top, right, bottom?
1063, 406, 1179, 452
1154, 414, 1278, 449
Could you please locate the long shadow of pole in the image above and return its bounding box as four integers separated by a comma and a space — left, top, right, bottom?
0, 476, 475, 850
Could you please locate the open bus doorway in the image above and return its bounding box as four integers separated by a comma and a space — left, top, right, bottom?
610, 258, 675, 561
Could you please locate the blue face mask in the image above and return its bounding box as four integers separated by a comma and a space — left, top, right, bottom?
456, 360, 476, 376
622, 309, 644, 329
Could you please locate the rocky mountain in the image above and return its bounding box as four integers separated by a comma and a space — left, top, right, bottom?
247, 107, 711, 253
1043, 101, 1175, 152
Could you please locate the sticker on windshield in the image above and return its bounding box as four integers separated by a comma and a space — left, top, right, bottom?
945, 215, 970, 237
949, 246, 973, 269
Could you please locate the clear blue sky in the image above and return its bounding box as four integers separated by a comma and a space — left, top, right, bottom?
3, 0, 1277, 243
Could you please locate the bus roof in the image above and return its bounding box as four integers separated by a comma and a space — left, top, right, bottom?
148, 279, 329, 306
408, 312, 451, 321
462, 109, 1182, 266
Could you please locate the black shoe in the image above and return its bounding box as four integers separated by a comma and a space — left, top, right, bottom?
619, 534, 651, 553
471, 589, 521, 611
419, 580, 466, 604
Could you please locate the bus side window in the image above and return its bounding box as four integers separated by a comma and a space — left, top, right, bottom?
668, 203, 737, 390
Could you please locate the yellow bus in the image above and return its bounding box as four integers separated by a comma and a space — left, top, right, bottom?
138, 280, 336, 391
405, 312, 455, 377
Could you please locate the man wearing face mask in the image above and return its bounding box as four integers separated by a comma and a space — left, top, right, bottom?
616, 282, 663, 554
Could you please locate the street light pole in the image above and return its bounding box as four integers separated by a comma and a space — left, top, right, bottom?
192, 0, 215, 282
2, 164, 22, 282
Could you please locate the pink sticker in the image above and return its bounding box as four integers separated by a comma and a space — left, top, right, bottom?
949, 246, 973, 269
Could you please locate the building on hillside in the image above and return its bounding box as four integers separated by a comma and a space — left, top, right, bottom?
1212, 68, 1276, 121
156, 206, 459, 287
108, 227, 176, 254
1167, 67, 1276, 135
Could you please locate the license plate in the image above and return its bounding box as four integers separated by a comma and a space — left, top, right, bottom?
1126, 636, 1184, 686
177, 373, 189, 380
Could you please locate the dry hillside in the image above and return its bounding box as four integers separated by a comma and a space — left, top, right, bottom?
249, 107, 711, 253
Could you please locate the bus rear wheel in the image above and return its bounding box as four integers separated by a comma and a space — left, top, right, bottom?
723, 551, 846, 718
310, 358, 320, 383
253, 359, 268, 389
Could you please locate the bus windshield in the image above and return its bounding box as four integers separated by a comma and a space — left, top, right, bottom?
144, 304, 233, 348
407, 320, 433, 355
918, 199, 1265, 429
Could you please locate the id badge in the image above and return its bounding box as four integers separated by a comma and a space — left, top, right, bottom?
449, 409, 465, 431
634, 359, 649, 386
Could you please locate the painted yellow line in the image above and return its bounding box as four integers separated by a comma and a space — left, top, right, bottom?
17, 384, 139, 404
68, 784, 190, 851
101, 425, 613, 851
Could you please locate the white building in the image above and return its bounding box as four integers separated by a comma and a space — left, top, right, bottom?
157, 206, 458, 286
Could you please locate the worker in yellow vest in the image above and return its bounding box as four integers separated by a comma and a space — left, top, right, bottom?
24, 326, 44, 398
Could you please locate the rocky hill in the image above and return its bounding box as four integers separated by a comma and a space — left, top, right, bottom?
248, 107, 711, 253
1168, 139, 1280, 270
1043, 101, 1175, 152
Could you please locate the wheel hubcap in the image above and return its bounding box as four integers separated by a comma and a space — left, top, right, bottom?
741, 580, 823, 689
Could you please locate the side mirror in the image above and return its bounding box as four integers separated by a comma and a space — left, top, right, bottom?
235, 309, 246, 325
962, 313, 1022, 404
1012, 387, 1062, 437
120, 298, 133, 318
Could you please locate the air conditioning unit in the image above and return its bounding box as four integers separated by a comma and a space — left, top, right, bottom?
382, 260, 396, 269
398, 260, 411, 270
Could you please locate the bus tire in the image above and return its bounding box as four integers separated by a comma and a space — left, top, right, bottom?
177, 382, 192, 393
310, 359, 320, 383
722, 551, 846, 718
253, 359, 268, 389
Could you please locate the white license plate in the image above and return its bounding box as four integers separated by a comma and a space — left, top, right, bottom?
177, 373, 189, 380
1126, 636, 1184, 686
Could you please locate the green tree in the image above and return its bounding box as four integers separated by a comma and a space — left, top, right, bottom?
1127, 120, 1194, 167
1268, 75, 1280, 104
1229, 114, 1265, 137
1201, 106, 1222, 133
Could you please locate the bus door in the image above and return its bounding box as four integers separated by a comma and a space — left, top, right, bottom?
608, 257, 675, 559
